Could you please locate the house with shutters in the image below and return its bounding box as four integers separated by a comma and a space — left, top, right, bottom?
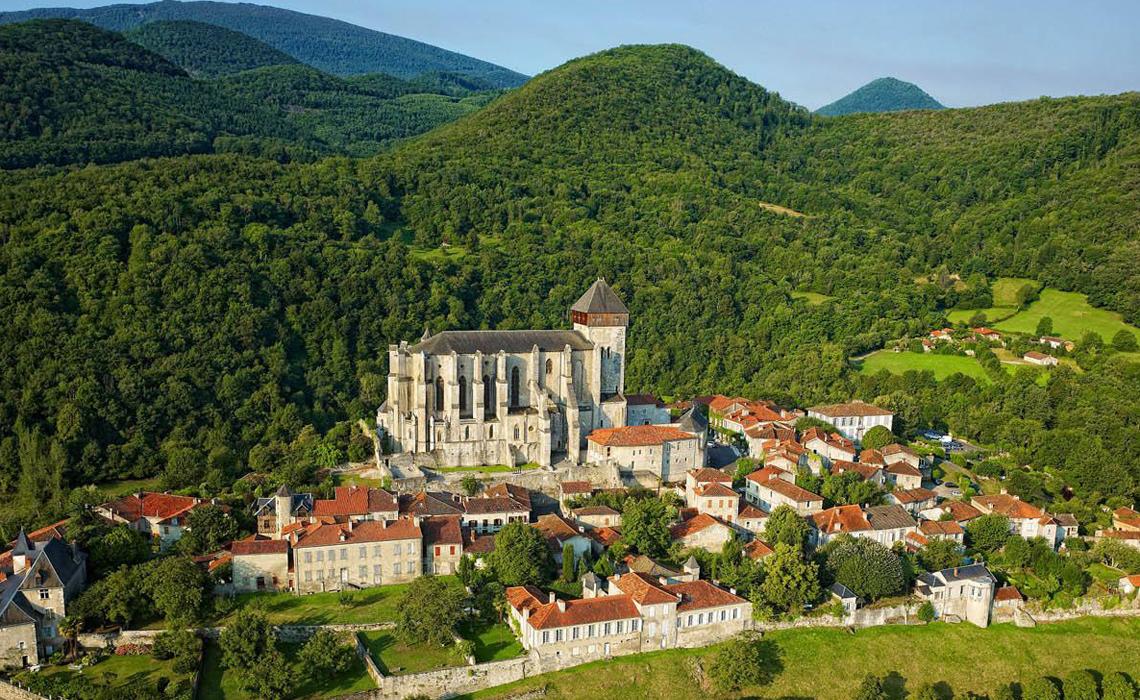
586, 424, 704, 484
807, 401, 894, 442
421, 516, 464, 575
95, 491, 217, 549
971, 494, 1072, 548
231, 537, 290, 593
292, 519, 422, 593
744, 467, 824, 515
0, 533, 87, 667
914, 564, 997, 627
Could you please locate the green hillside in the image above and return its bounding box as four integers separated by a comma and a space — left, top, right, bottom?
0, 19, 304, 168
817, 76, 944, 115
0, 43, 1137, 535
0, 0, 528, 86
125, 19, 298, 77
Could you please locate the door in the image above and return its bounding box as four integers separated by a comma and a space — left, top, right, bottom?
603, 643, 610, 656
256, 576, 266, 591
340, 568, 348, 583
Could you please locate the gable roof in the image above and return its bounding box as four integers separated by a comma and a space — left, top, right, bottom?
101, 492, 202, 523
670, 513, 729, 539
623, 554, 682, 579
885, 461, 922, 478
484, 483, 532, 510
810, 505, 871, 534
464, 496, 529, 515
610, 572, 680, 605
400, 491, 465, 517
525, 594, 640, 630
587, 424, 698, 447
864, 504, 917, 531
665, 579, 747, 612
313, 486, 398, 517
571, 278, 629, 315
830, 460, 882, 481
743, 540, 774, 560
972, 494, 1046, 520
572, 506, 621, 517
919, 520, 964, 536
533, 514, 584, 545
688, 467, 732, 484
232, 539, 289, 556
695, 483, 737, 499
754, 477, 822, 504
411, 329, 592, 355
809, 401, 893, 418
421, 516, 464, 546
891, 487, 936, 504
293, 519, 421, 548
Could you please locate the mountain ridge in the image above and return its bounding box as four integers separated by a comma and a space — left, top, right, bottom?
817, 76, 944, 116
124, 19, 298, 77
0, 0, 528, 86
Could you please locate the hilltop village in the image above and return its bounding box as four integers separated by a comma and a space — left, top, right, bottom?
2, 280, 1138, 699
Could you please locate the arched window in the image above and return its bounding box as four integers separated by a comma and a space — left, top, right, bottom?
510, 367, 520, 407
545, 358, 553, 376
483, 375, 493, 416
458, 376, 468, 414
434, 376, 444, 411
513, 426, 520, 440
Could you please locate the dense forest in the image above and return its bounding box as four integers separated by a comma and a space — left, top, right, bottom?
125, 19, 299, 78
0, 0, 528, 86
816, 76, 945, 116
0, 41, 1137, 534
0, 21, 501, 167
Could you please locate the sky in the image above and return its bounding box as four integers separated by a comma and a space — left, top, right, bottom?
6, 0, 1139, 109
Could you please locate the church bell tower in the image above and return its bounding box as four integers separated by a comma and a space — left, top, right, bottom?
570, 278, 629, 402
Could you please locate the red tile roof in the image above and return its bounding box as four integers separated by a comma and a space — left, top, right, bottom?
610, 572, 680, 605
484, 483, 532, 510
313, 486, 398, 517
560, 481, 593, 495
665, 579, 747, 612
881, 443, 919, 458
755, 477, 822, 504
587, 424, 698, 447
892, 487, 936, 504
587, 526, 622, 547
744, 466, 789, 485
994, 585, 1023, 602
919, 520, 964, 536
464, 496, 529, 515
942, 501, 984, 522
743, 540, 773, 560
533, 514, 583, 544
737, 503, 769, 520
670, 513, 728, 539
293, 518, 420, 548
524, 594, 641, 630
972, 494, 1046, 520
421, 516, 464, 546
860, 449, 886, 466
572, 506, 621, 517
885, 462, 922, 478
688, 467, 732, 483
810, 505, 871, 534
696, 483, 738, 499
830, 460, 882, 481
101, 492, 202, 523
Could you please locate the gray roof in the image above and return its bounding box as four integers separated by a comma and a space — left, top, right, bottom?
11, 529, 32, 556
0, 573, 38, 624
570, 279, 629, 315
937, 563, 996, 583
864, 504, 917, 531
677, 405, 708, 434
410, 329, 592, 355
830, 582, 858, 600
36, 538, 84, 585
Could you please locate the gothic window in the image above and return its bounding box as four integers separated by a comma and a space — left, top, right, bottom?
513, 426, 520, 440
483, 374, 493, 416
545, 358, 553, 376
510, 366, 520, 407
434, 376, 443, 411
458, 376, 468, 413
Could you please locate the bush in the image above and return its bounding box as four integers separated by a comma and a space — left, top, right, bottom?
917, 601, 935, 623
861, 426, 894, 451
297, 629, 354, 678
1022, 676, 1061, 700
822, 536, 904, 601
708, 631, 782, 692
1062, 670, 1098, 700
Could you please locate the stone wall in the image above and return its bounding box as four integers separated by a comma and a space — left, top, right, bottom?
0, 679, 45, 700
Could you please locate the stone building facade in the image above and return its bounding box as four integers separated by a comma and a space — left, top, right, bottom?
292, 519, 422, 593
378, 279, 631, 468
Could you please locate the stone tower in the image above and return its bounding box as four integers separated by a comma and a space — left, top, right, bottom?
570, 278, 629, 427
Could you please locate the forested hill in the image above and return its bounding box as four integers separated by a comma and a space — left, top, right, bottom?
817, 76, 944, 115
0, 0, 529, 87
125, 19, 298, 77
0, 43, 1137, 533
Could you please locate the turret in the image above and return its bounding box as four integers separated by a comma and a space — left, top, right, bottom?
570, 278, 629, 399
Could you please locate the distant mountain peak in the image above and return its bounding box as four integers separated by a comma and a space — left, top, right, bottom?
817, 76, 944, 116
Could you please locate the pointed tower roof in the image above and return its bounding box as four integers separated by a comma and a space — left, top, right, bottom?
12, 528, 33, 556
571, 278, 628, 315
678, 404, 708, 435
275, 484, 291, 497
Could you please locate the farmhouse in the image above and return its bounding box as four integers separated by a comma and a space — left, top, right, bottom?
1023, 351, 1059, 367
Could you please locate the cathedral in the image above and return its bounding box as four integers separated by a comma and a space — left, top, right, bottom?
377, 279, 630, 468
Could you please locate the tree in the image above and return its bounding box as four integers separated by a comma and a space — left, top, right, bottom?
759, 543, 820, 613
561, 542, 575, 583
298, 629, 354, 679
144, 556, 209, 624
243, 646, 294, 700
152, 629, 201, 674
966, 514, 1011, 554
1062, 670, 1098, 700
763, 505, 809, 552
861, 426, 894, 451
910, 684, 940, 700
854, 674, 888, 700
1035, 316, 1054, 337
823, 536, 904, 601
220, 607, 274, 672
916, 601, 935, 623
621, 497, 675, 558
490, 522, 553, 586
396, 575, 465, 646
708, 631, 782, 692
460, 474, 481, 497
1022, 677, 1061, 700
917, 538, 963, 572
1101, 671, 1136, 700
1112, 329, 1138, 352
88, 525, 152, 576
178, 504, 238, 555
457, 554, 477, 588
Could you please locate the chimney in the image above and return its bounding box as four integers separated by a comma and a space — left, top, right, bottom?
556, 599, 566, 612
339, 530, 347, 542
548, 592, 556, 604
347, 521, 354, 532
730, 587, 737, 596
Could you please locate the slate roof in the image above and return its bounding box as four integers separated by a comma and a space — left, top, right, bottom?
570, 278, 629, 315
677, 405, 708, 434
864, 505, 917, 531
410, 330, 592, 354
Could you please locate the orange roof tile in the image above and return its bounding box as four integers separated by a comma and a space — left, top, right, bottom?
745, 466, 789, 485
972, 494, 1046, 520
560, 481, 593, 495
994, 585, 1023, 602
665, 579, 747, 612
293, 518, 420, 548
610, 572, 680, 605
743, 540, 773, 560
313, 486, 397, 517
526, 595, 641, 630
232, 539, 289, 556
892, 487, 936, 504
670, 513, 728, 539
696, 483, 738, 499
755, 477, 821, 503
919, 520, 964, 536
688, 468, 732, 483
587, 424, 698, 447
810, 505, 871, 534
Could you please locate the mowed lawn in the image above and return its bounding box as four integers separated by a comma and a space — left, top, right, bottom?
459, 620, 525, 662
463, 617, 1140, 700
217, 577, 463, 625
198, 639, 375, 699
27, 653, 187, 691
945, 277, 1039, 325
857, 350, 996, 383
360, 630, 466, 675
994, 288, 1140, 343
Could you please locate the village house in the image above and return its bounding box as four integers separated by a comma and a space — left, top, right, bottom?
533, 514, 593, 564
744, 467, 823, 515
572, 506, 621, 529
484, 483, 534, 513
626, 394, 671, 426
461, 495, 532, 535
884, 462, 924, 490
253, 485, 313, 538
929, 328, 954, 342
736, 502, 769, 536
972, 327, 1003, 344
506, 567, 749, 660
559, 481, 594, 508
830, 460, 886, 485
918, 519, 965, 543
971, 494, 1070, 548
620, 554, 698, 583
684, 467, 733, 504
292, 519, 422, 593
802, 427, 857, 464
670, 513, 735, 552
763, 441, 807, 472
231, 537, 290, 593
914, 564, 997, 627
421, 516, 464, 575
807, 401, 894, 443
1023, 351, 1059, 367
689, 481, 740, 523
743, 422, 796, 458
743, 540, 774, 561
1039, 336, 1075, 351
1112, 507, 1140, 531
920, 500, 983, 526
314, 485, 399, 523
881, 443, 924, 472
887, 487, 938, 514
708, 396, 800, 438
0, 533, 87, 667
586, 423, 705, 484
993, 585, 1024, 612
809, 504, 916, 547
95, 491, 216, 549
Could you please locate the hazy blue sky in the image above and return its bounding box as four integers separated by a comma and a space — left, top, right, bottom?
9, 0, 1139, 109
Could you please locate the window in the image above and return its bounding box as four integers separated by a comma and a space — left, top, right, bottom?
631, 619, 639, 632
304, 551, 312, 563
459, 376, 468, 413
435, 546, 441, 556
555, 629, 563, 642
316, 570, 324, 580
687, 614, 693, 627
587, 624, 595, 638
340, 548, 348, 560
359, 546, 367, 558
304, 572, 312, 582
489, 425, 494, 438
732, 608, 739, 620
572, 627, 579, 640
720, 610, 727, 621
38, 589, 49, 601
450, 546, 456, 555
545, 358, 553, 376
359, 566, 367, 578
615, 621, 623, 634
542, 631, 549, 645
316, 551, 324, 562
393, 562, 401, 575
604, 623, 611, 635
394, 543, 401, 555
514, 426, 520, 440
510, 367, 520, 407
373, 545, 381, 557
464, 426, 470, 440
435, 376, 444, 410
483, 375, 494, 416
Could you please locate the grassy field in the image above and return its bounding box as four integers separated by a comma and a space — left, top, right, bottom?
856, 350, 997, 383
993, 288, 1140, 344
946, 277, 1039, 325
198, 640, 375, 699
459, 621, 525, 663
216, 577, 462, 625
360, 630, 467, 675
791, 290, 834, 305
463, 617, 1140, 700
947, 306, 1019, 325
27, 654, 187, 692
